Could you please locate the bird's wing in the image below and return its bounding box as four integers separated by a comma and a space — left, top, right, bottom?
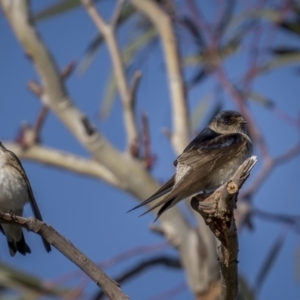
171, 133, 249, 195
5, 148, 51, 252
141, 133, 250, 217
127, 175, 175, 212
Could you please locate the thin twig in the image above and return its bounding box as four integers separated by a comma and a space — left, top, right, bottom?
32, 106, 48, 137
27, 80, 43, 97
94, 256, 181, 300
60, 60, 76, 80
23, 61, 76, 148
141, 112, 155, 170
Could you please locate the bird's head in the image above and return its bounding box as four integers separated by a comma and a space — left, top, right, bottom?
208, 110, 248, 135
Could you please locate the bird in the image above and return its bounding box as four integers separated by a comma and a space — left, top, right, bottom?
128, 110, 252, 220
0, 142, 51, 256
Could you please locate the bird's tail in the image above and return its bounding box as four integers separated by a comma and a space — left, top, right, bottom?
7, 232, 31, 257
127, 175, 175, 213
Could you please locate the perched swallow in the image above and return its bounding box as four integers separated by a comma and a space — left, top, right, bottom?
0, 142, 51, 256
128, 110, 252, 220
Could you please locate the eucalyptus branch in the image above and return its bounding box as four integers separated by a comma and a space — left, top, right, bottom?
0, 212, 128, 300
131, 0, 189, 154
81, 0, 139, 154
3, 142, 123, 189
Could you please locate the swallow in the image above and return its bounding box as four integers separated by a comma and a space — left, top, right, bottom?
128, 110, 252, 220
0, 142, 51, 256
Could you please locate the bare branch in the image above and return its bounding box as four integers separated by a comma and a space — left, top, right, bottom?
191, 156, 257, 300
60, 60, 76, 80
81, 0, 139, 154
131, 0, 189, 154
0, 212, 128, 300
4, 142, 123, 189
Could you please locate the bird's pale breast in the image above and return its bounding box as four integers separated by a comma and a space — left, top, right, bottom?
0, 167, 29, 212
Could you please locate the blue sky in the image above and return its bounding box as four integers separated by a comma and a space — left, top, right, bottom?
1, 1, 300, 299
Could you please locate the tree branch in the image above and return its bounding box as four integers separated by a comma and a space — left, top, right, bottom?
191, 156, 257, 300
131, 0, 189, 154
1, 2, 206, 297
0, 212, 128, 300
81, 0, 139, 154
3, 142, 124, 189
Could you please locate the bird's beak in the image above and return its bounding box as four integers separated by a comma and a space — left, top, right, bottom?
239, 118, 247, 124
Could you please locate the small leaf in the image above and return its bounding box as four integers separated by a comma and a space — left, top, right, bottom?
271, 47, 300, 55
239, 275, 255, 300
215, 0, 236, 37
77, 34, 104, 75
259, 52, 300, 73
0, 261, 68, 296
247, 92, 274, 108
99, 74, 118, 119
280, 20, 300, 36
187, 68, 208, 88
77, 4, 136, 74
180, 16, 205, 46
228, 9, 283, 30
190, 93, 212, 131
33, 0, 84, 21
183, 29, 242, 67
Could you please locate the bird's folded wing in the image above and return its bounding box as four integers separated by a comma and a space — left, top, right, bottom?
164, 133, 249, 200
5, 150, 52, 252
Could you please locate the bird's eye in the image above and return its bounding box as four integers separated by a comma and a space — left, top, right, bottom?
223, 118, 231, 125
